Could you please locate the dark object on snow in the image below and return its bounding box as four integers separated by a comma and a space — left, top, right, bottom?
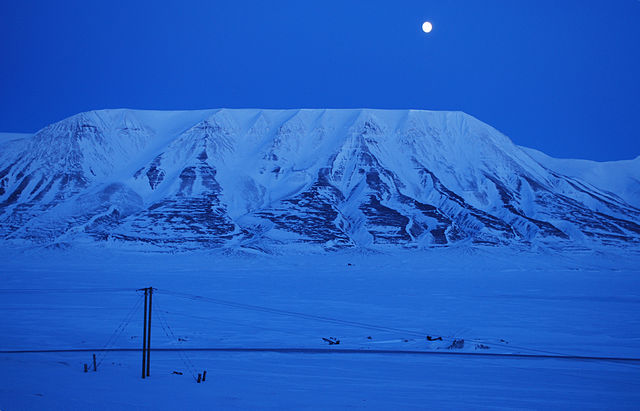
322, 337, 340, 345
197, 373, 202, 383
367, 336, 372, 340
404, 339, 409, 342
347, 263, 353, 266
172, 371, 183, 375
84, 363, 88, 373
500, 339, 509, 344
178, 337, 188, 342
427, 336, 443, 341
448, 339, 465, 349
475, 344, 490, 350
202, 370, 207, 382
93, 353, 97, 372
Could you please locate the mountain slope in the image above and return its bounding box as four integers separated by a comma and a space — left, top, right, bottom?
1, 108, 638, 251
522, 146, 640, 208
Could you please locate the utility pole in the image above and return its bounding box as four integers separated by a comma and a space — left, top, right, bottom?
138, 287, 154, 379
142, 288, 147, 379
147, 287, 152, 378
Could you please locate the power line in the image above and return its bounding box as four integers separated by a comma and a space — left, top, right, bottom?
158, 308, 326, 341
0, 288, 133, 294
161, 290, 431, 338
95, 293, 144, 368
159, 289, 570, 357
153, 301, 200, 382
0, 286, 609, 365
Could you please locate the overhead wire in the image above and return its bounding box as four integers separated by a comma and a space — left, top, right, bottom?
153, 300, 200, 382
160, 289, 575, 357
158, 308, 333, 342
95, 293, 144, 368
161, 290, 430, 337
0, 288, 134, 294
0, 286, 624, 366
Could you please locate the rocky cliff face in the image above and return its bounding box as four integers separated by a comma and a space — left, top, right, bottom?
1, 108, 639, 251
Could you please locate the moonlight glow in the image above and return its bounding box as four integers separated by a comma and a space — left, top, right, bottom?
422, 21, 433, 33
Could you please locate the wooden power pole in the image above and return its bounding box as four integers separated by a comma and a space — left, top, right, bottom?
147, 287, 152, 378
138, 287, 154, 379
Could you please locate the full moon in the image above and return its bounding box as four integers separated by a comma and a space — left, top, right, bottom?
422, 21, 433, 33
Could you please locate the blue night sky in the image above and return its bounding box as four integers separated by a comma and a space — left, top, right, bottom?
1, 0, 638, 161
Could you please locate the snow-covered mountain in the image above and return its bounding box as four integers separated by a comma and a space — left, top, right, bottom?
1, 108, 639, 251
521, 147, 640, 209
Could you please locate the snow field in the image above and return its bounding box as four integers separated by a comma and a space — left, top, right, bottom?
1, 246, 639, 409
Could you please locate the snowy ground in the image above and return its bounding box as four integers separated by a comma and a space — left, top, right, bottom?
1, 246, 639, 409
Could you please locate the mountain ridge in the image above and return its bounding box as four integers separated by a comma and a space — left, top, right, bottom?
1, 108, 638, 251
